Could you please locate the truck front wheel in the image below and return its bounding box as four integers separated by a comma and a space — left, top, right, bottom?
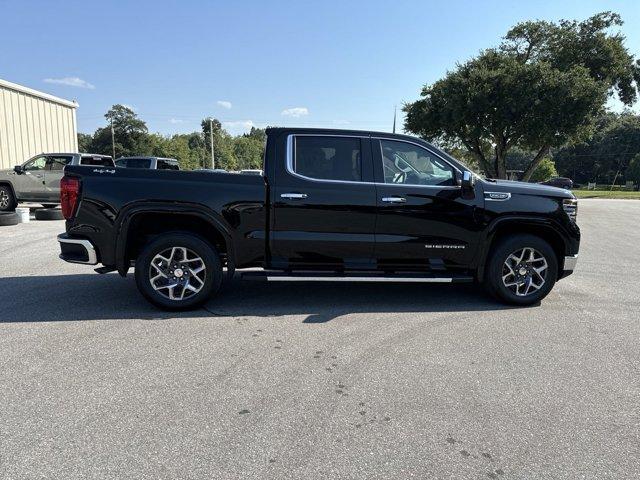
135, 233, 223, 310
0, 185, 17, 212
485, 234, 558, 305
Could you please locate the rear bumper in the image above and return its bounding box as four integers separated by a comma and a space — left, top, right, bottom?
57, 233, 98, 265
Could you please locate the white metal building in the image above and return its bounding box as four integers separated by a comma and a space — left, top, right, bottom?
0, 78, 78, 170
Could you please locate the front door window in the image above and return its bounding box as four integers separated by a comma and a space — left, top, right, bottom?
380, 140, 455, 186
23, 156, 47, 171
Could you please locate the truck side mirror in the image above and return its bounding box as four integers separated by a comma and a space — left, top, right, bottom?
13, 165, 23, 174
460, 171, 475, 189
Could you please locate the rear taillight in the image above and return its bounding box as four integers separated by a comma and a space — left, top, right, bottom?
60, 176, 80, 219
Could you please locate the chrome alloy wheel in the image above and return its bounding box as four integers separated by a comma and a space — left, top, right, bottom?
0, 189, 9, 209
149, 247, 206, 301
502, 247, 548, 297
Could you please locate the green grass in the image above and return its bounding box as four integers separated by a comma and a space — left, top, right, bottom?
573, 189, 640, 199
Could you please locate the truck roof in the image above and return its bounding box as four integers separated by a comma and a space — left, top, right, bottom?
117, 156, 178, 161
265, 127, 421, 141
28, 152, 111, 157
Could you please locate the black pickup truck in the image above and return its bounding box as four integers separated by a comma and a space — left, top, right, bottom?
57, 128, 580, 309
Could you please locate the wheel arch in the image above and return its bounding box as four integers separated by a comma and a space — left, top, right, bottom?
477, 217, 568, 282
115, 204, 235, 277
0, 181, 17, 201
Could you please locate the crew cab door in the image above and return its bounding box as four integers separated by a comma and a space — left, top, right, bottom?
270, 133, 377, 269
44, 155, 73, 201
16, 155, 48, 199
372, 137, 481, 270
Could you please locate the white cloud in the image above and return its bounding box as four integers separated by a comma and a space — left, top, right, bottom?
281, 107, 309, 118
169, 118, 184, 124
223, 120, 255, 136
43, 77, 95, 89
217, 100, 232, 109
333, 119, 350, 125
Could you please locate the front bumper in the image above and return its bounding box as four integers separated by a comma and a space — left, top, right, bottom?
57, 233, 98, 265
561, 254, 578, 277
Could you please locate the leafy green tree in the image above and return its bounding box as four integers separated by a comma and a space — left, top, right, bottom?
626, 154, 640, 190
77, 133, 93, 152
404, 12, 639, 180
554, 112, 640, 184
201, 117, 237, 170
234, 136, 264, 169
90, 104, 150, 158
504, 147, 557, 181
529, 158, 558, 182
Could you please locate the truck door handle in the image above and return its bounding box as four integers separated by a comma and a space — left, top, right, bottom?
381, 196, 406, 203
281, 193, 307, 199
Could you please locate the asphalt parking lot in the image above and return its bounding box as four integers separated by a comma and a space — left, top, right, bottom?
0, 199, 638, 479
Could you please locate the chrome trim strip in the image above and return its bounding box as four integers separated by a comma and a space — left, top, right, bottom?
57, 234, 98, 265
285, 134, 463, 190
563, 254, 578, 271
266, 276, 454, 283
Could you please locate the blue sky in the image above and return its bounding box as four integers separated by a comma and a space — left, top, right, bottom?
2, 0, 638, 136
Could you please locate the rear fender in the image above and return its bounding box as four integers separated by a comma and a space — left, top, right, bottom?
114, 202, 234, 276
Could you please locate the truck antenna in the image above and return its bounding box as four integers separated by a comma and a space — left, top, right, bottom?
392, 105, 397, 134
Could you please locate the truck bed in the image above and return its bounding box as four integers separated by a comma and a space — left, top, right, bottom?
63, 165, 267, 270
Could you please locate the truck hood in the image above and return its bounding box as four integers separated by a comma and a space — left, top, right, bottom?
483, 179, 574, 199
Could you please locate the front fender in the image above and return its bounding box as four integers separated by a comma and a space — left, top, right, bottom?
475, 214, 580, 281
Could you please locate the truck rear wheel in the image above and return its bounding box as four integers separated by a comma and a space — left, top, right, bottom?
485, 234, 558, 305
135, 233, 223, 310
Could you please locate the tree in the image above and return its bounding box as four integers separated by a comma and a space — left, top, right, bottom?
553, 112, 640, 184
77, 133, 92, 152
90, 104, 150, 158
626, 154, 640, 190
529, 158, 558, 182
201, 118, 237, 170
404, 12, 639, 180
234, 136, 264, 170
505, 147, 557, 181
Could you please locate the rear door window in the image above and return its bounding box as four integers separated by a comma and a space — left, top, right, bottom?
46, 156, 73, 171
157, 159, 179, 170
293, 136, 362, 182
81, 156, 114, 166
116, 158, 152, 169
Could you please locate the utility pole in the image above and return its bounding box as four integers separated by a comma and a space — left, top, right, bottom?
110, 118, 116, 159
209, 118, 215, 169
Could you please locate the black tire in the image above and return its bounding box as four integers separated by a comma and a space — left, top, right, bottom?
135, 233, 223, 310
0, 185, 17, 212
34, 208, 64, 220
485, 234, 558, 306
0, 212, 19, 226
42, 204, 59, 209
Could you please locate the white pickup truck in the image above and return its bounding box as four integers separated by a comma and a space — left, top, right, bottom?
0, 153, 114, 211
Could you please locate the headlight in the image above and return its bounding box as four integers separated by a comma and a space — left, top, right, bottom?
563, 198, 578, 222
